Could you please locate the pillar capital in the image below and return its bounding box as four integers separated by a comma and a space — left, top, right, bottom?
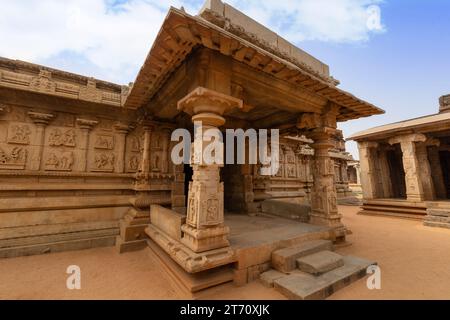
388, 133, 427, 146
113, 122, 132, 135
177, 87, 243, 118
358, 141, 379, 149
28, 111, 54, 126
76, 118, 98, 131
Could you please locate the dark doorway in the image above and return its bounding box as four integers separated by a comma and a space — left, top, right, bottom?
184, 164, 193, 207
387, 145, 407, 199
440, 151, 450, 199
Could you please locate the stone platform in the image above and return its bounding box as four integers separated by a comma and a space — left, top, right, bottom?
145, 212, 334, 291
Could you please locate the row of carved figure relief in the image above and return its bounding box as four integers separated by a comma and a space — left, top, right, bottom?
252, 141, 350, 183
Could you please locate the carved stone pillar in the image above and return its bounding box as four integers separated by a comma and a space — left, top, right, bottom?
28, 112, 54, 171
135, 121, 154, 191
114, 122, 131, 174
356, 163, 361, 185
177, 87, 243, 253
415, 143, 435, 200
389, 134, 427, 202
161, 127, 172, 174
76, 119, 98, 172
358, 141, 379, 200
310, 128, 346, 241
428, 146, 447, 199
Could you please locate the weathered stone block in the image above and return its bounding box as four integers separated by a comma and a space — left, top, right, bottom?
150, 205, 186, 241
296, 250, 344, 275
260, 270, 286, 288
261, 199, 311, 222
272, 240, 333, 273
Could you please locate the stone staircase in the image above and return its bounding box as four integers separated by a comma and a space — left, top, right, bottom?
359, 199, 427, 220
260, 240, 375, 300
424, 201, 450, 229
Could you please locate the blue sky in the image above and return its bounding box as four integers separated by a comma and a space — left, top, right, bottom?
1, 0, 449, 158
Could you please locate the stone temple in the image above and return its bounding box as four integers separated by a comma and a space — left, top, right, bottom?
350, 94, 450, 227
0, 0, 384, 299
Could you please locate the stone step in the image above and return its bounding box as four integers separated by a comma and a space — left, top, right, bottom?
423, 220, 450, 230
359, 210, 424, 221
272, 240, 333, 273
427, 202, 450, 210
362, 204, 427, 215
0, 236, 116, 259
296, 251, 344, 275
273, 256, 375, 300
427, 209, 450, 218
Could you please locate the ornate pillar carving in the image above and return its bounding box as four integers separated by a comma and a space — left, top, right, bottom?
357, 141, 379, 200
310, 128, 345, 240
301, 103, 346, 241
160, 127, 172, 174
28, 112, 54, 171
415, 143, 435, 201
135, 121, 154, 191
389, 134, 427, 202
114, 122, 131, 174
76, 119, 98, 172
177, 87, 243, 253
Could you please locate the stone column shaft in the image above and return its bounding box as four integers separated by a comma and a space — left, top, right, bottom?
114, 123, 131, 174
428, 146, 447, 199
310, 129, 345, 240
76, 119, 98, 172
415, 144, 435, 201
28, 112, 54, 171
358, 141, 379, 200
390, 135, 427, 202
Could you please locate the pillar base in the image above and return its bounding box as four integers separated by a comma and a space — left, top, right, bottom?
181, 224, 230, 253
310, 213, 346, 242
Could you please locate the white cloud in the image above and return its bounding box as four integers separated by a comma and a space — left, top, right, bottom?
226, 0, 386, 43
0, 0, 197, 83
0, 0, 385, 84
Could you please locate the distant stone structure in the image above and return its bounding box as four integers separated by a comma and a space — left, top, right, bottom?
0, 0, 382, 299
350, 95, 450, 227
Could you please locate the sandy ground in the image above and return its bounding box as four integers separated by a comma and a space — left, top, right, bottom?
1, 206, 450, 300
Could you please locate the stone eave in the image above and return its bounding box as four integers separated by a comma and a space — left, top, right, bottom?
124, 7, 385, 122
0, 57, 131, 109
348, 112, 450, 141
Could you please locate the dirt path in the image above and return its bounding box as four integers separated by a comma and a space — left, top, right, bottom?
1, 206, 450, 300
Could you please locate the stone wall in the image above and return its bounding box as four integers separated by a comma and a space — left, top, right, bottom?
0, 104, 174, 258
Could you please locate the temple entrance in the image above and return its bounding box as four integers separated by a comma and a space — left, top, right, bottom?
440, 151, 450, 199
387, 144, 407, 199
184, 164, 193, 208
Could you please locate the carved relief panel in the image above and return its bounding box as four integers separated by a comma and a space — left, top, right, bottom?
48, 128, 76, 147
126, 128, 143, 173
92, 152, 115, 172
0, 146, 28, 170
7, 124, 31, 145
44, 150, 74, 171
94, 134, 115, 150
